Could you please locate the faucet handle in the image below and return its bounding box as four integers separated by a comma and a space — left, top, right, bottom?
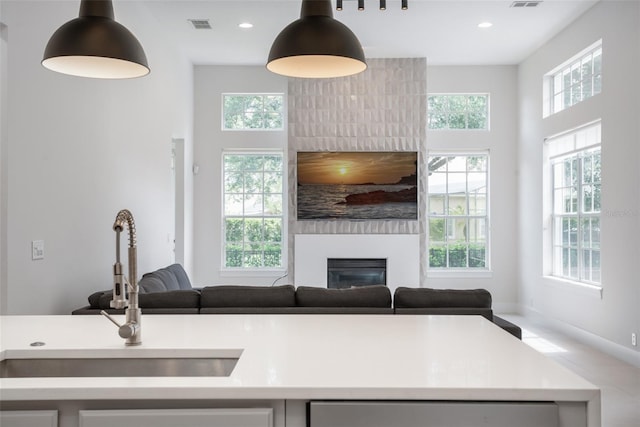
117, 322, 138, 339
100, 310, 139, 340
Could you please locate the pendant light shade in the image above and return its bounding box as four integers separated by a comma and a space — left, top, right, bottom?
42, 0, 149, 79
267, 0, 366, 79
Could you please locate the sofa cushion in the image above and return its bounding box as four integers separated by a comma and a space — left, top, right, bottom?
394, 307, 494, 321
139, 290, 200, 309
138, 263, 192, 293
295, 285, 392, 308
96, 289, 199, 309
200, 285, 296, 308
393, 287, 492, 309
88, 290, 110, 308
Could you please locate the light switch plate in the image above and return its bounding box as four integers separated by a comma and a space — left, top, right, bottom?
32, 240, 44, 260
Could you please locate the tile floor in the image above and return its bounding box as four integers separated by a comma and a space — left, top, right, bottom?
503, 315, 640, 427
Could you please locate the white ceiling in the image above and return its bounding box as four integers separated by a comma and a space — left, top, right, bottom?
136, 0, 598, 66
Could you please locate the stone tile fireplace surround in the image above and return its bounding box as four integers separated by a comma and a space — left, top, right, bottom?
288, 58, 427, 285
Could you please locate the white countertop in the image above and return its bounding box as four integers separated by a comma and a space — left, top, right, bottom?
0, 314, 599, 404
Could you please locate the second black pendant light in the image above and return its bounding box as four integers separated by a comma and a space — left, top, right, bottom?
267, 0, 367, 78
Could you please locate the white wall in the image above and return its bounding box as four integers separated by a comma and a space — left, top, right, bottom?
193, 66, 287, 286
426, 66, 519, 313
1, 1, 194, 314
518, 1, 640, 363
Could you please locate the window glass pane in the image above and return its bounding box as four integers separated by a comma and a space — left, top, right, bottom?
428, 195, 446, 215
448, 113, 466, 129
429, 218, 446, 242
263, 172, 283, 194
429, 244, 446, 268
264, 218, 282, 242
244, 172, 263, 193
469, 244, 486, 268
264, 194, 283, 215
225, 244, 243, 267
448, 245, 468, 268
447, 194, 467, 215
224, 194, 243, 216
224, 172, 243, 193
468, 193, 486, 216
225, 218, 243, 243
243, 194, 263, 215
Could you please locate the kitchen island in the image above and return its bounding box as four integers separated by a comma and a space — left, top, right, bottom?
0, 314, 600, 427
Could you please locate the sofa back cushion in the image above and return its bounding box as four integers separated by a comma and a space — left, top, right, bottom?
200, 285, 296, 308
94, 289, 200, 310
393, 287, 492, 309
295, 285, 392, 308
138, 263, 192, 293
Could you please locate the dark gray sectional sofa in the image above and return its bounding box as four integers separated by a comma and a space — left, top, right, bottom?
72, 263, 521, 339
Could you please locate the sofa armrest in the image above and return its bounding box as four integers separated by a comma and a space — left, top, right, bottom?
492, 315, 522, 339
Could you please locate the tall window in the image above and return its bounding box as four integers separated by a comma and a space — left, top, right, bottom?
428, 94, 489, 130
223, 152, 284, 269
222, 94, 284, 130
548, 122, 601, 284
428, 154, 489, 270
544, 41, 602, 117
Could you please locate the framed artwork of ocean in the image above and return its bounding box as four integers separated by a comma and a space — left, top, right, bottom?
296, 152, 418, 220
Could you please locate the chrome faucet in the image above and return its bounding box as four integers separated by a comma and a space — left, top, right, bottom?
101, 209, 142, 346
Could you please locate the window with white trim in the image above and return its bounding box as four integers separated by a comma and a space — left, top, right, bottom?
547, 122, 601, 285
222, 152, 284, 269
222, 94, 284, 130
427, 153, 489, 270
428, 94, 489, 130
544, 41, 602, 117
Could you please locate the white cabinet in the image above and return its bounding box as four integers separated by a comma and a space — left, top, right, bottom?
0, 410, 58, 427
79, 408, 272, 427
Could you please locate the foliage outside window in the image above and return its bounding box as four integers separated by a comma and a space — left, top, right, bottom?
549, 123, 601, 284
428, 94, 489, 130
428, 154, 489, 270
223, 94, 284, 130
544, 41, 602, 117
223, 152, 284, 269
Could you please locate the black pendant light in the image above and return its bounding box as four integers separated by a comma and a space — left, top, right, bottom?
267, 0, 367, 79
42, 0, 149, 79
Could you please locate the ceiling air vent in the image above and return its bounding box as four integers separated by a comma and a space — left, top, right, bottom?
510, 1, 543, 7
188, 19, 212, 30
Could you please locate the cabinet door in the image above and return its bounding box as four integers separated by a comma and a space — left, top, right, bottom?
309, 402, 558, 427
79, 408, 272, 427
0, 410, 58, 427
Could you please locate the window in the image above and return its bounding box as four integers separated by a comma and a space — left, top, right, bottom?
223, 152, 284, 269
548, 122, 601, 284
427, 154, 489, 270
428, 94, 489, 130
544, 41, 602, 117
222, 94, 284, 130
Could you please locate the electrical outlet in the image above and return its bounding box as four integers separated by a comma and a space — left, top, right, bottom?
632, 333, 637, 347
31, 240, 44, 260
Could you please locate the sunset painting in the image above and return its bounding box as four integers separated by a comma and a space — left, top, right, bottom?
297, 152, 418, 220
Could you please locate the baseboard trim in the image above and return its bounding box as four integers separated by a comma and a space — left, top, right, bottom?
522, 307, 640, 368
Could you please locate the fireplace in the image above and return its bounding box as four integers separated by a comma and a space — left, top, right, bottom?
327, 258, 387, 289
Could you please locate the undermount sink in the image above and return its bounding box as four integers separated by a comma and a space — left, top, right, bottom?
0, 350, 242, 378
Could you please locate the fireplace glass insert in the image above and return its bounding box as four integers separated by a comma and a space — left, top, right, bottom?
327, 258, 387, 289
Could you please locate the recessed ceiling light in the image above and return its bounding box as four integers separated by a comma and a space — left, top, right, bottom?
239, 22, 253, 29
478, 22, 493, 28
